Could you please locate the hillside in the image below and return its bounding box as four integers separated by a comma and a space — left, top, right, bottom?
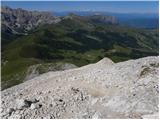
1, 56, 159, 119
1, 7, 159, 90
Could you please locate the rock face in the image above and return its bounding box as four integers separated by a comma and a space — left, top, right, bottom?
63, 13, 117, 25
1, 6, 61, 34
1, 56, 159, 119
88, 15, 117, 24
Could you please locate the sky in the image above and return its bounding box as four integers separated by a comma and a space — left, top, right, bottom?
1, 1, 159, 13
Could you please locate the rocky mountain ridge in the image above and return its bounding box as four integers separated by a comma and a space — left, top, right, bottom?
63, 13, 117, 25
1, 6, 61, 34
87, 14, 117, 24
1, 56, 159, 119
1, 6, 117, 35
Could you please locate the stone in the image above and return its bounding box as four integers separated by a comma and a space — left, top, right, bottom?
7, 108, 15, 115
92, 112, 99, 119
16, 99, 31, 110
30, 103, 42, 110
30, 104, 36, 110
142, 112, 159, 119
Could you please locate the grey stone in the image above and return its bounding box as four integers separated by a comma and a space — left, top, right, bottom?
30, 103, 41, 110
7, 108, 14, 115
16, 99, 31, 110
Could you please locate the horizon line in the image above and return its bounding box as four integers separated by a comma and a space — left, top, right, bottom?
2, 5, 159, 14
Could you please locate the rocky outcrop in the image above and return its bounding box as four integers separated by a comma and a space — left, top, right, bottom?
88, 15, 117, 24
1, 6, 61, 34
1, 56, 159, 119
63, 13, 117, 25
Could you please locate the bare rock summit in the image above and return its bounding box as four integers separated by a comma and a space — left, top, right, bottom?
1, 56, 159, 119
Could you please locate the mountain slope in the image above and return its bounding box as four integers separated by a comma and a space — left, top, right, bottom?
1, 6, 61, 47
1, 7, 158, 90
54, 11, 159, 29
1, 56, 159, 119
2, 16, 158, 90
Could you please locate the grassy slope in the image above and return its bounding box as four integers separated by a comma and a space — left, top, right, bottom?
1, 18, 159, 90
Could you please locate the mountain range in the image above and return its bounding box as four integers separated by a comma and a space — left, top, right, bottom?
54, 11, 159, 29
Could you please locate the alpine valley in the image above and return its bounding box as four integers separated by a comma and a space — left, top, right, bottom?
1, 6, 158, 90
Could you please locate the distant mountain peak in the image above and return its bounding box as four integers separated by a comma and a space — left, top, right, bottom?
1, 6, 61, 34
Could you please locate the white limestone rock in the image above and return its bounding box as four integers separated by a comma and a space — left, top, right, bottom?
1, 56, 159, 119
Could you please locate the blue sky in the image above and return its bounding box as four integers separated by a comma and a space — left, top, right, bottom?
2, 1, 159, 13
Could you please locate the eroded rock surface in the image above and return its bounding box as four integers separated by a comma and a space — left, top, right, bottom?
1, 56, 159, 119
